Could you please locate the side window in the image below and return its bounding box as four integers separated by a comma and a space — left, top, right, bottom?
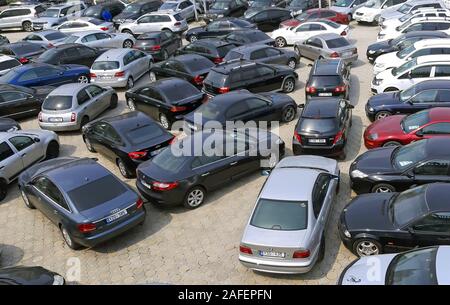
160, 15, 171, 22
310, 38, 323, 48
435, 65, 450, 77
250, 49, 267, 60
310, 24, 326, 31
77, 89, 90, 105
240, 67, 258, 81
123, 52, 133, 66
18, 70, 38, 82
140, 87, 164, 101
413, 213, 450, 233
192, 155, 226, 168
312, 174, 331, 218
32, 176, 69, 210
410, 90, 438, 103
410, 49, 431, 59
414, 160, 450, 175
436, 23, 450, 30
264, 48, 282, 57
422, 123, 450, 135
0, 142, 14, 162
95, 33, 110, 40
409, 66, 432, 78
0, 91, 28, 101
81, 34, 97, 42
245, 98, 268, 111
85, 85, 103, 98
93, 122, 108, 136
256, 65, 274, 77
438, 90, 450, 102
24, 35, 42, 41
104, 124, 122, 143
321, 11, 335, 18
296, 24, 311, 32
166, 60, 186, 73
77, 46, 96, 57
9, 136, 34, 151
63, 47, 80, 58
138, 16, 151, 23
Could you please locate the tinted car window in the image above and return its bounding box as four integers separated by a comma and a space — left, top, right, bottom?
125, 124, 164, 145
92, 61, 120, 70
184, 58, 214, 72
33, 177, 68, 209
310, 75, 341, 87
45, 32, 67, 41
423, 123, 450, 134
326, 37, 349, 48
206, 70, 228, 87
414, 160, 450, 175
151, 147, 187, 173
409, 66, 431, 78
435, 65, 450, 77
43, 96, 72, 110
298, 118, 337, 133
161, 84, 200, 103
77, 90, 90, 105
250, 199, 308, 230
0, 142, 14, 162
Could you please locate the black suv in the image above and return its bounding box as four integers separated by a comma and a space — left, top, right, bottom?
176, 39, 237, 64
202, 60, 298, 96
113, 0, 163, 28
243, 8, 292, 32
203, 0, 248, 22
305, 59, 350, 99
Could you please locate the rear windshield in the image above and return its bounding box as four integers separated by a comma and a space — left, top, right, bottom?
92, 61, 120, 70
225, 51, 242, 60
217, 44, 236, 57
185, 58, 214, 72
173, 13, 183, 21
231, 19, 252, 27
151, 147, 186, 173
45, 32, 67, 41
0, 59, 20, 71
326, 38, 349, 48
11, 44, 42, 56
250, 198, 308, 231
68, 174, 128, 211
310, 75, 341, 87
38, 49, 58, 60
205, 70, 228, 86
298, 118, 338, 133
42, 96, 73, 110
162, 83, 200, 103
125, 124, 164, 145
0, 70, 18, 82
83, 6, 101, 16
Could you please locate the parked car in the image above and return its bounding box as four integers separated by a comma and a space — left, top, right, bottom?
22, 30, 69, 48
366, 80, 450, 121
339, 246, 450, 285
224, 44, 299, 69
0, 55, 21, 77
0, 118, 20, 132
135, 128, 285, 208
280, 8, 350, 29
0, 42, 48, 64
220, 29, 275, 47
0, 63, 90, 87
0, 5, 46, 32
31, 3, 87, 31
39, 83, 117, 131
90, 48, 152, 89
285, 0, 327, 16
148, 54, 214, 87
295, 33, 358, 63
0, 266, 64, 285
239, 155, 339, 274
354, 0, 407, 24
18, 157, 146, 249
271, 20, 349, 48
61, 30, 135, 49
366, 31, 448, 63
183, 90, 297, 132
34, 43, 107, 67
243, 8, 293, 32
126, 77, 206, 129
349, 138, 450, 194
202, 0, 248, 22
81, 1, 125, 21
113, 0, 163, 28
331, 0, 369, 20
379, 0, 444, 25
305, 59, 350, 99
293, 98, 353, 159
0, 129, 59, 200
56, 17, 115, 33
82, 111, 174, 178
176, 39, 237, 64
158, 0, 197, 21
185, 18, 256, 42
134, 30, 181, 61
0, 84, 54, 120
119, 12, 188, 36
339, 183, 450, 256
379, 7, 450, 31
203, 60, 298, 96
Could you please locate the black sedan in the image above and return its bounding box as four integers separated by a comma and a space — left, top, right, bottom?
350, 138, 450, 194
82, 111, 174, 178
293, 98, 353, 159
0, 118, 20, 132
221, 29, 275, 46
33, 44, 107, 67
148, 54, 214, 88
366, 31, 448, 63
0, 266, 64, 285
0, 84, 54, 120
19, 157, 146, 250
243, 8, 292, 32
366, 80, 450, 121
136, 129, 285, 209
185, 18, 256, 43
203, 0, 248, 22
176, 39, 237, 64
134, 31, 182, 61
183, 90, 297, 133
339, 183, 450, 257
126, 77, 206, 129
0, 42, 48, 64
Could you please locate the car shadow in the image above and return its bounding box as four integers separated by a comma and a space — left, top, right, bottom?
344, 114, 363, 162
349, 74, 361, 106
0, 244, 24, 267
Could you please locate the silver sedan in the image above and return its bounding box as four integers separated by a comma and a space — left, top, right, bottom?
39, 83, 118, 131
239, 155, 340, 274
61, 30, 136, 49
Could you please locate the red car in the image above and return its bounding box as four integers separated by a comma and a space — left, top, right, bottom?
364, 107, 450, 149
279, 8, 349, 28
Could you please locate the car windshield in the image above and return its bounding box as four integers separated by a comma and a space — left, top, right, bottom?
0, 59, 20, 71
125, 124, 164, 145
386, 247, 438, 285
296, 11, 309, 21
399, 12, 413, 22
396, 44, 415, 59
217, 44, 236, 57
151, 146, 187, 173
205, 70, 228, 87
391, 185, 428, 226
326, 37, 350, 48
250, 0, 272, 7
248, 31, 271, 42
399, 83, 417, 101
40, 9, 61, 18
397, 3, 412, 14
250, 198, 308, 230
160, 2, 178, 10
334, 0, 353, 7
91, 61, 120, 70
400, 110, 429, 132
245, 10, 260, 18
298, 118, 338, 134
62, 35, 80, 43
123, 3, 142, 13
67, 174, 128, 212
364, 0, 382, 8
211, 1, 229, 9
393, 139, 427, 169
392, 58, 416, 76
184, 58, 214, 72
42, 95, 72, 110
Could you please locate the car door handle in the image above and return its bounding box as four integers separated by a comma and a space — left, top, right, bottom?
201, 172, 210, 177
21, 153, 27, 157
230, 161, 238, 165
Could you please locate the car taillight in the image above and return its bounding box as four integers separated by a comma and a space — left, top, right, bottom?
239, 245, 253, 255
150, 45, 161, 51
90, 72, 97, 78
334, 85, 346, 93
174, 21, 181, 26
340, 31, 347, 36
170, 105, 188, 112
213, 57, 223, 64
218, 87, 230, 94
100, 27, 109, 31
136, 197, 144, 209
151, 181, 179, 191
19, 57, 29, 64
305, 86, 316, 93
114, 71, 125, 77
193, 75, 204, 85
330, 52, 339, 58
333, 130, 344, 144
128, 151, 147, 159
293, 249, 310, 258
294, 130, 302, 144
77, 223, 96, 233
38, 112, 42, 122
70, 113, 76, 122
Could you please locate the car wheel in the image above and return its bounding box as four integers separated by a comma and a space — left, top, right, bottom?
149, 71, 157, 82
162, 50, 169, 60
384, 87, 398, 92
123, 39, 133, 48
22, 21, 32, 32
318, 235, 325, 262
275, 37, 287, 48
189, 34, 198, 42
372, 183, 395, 193
117, 158, 134, 178
80, 116, 89, 129
60, 225, 82, 250
159, 113, 170, 129
0, 180, 6, 202
282, 77, 295, 93
122, 29, 133, 35
77, 74, 89, 83
352, 238, 382, 257
21, 188, 35, 209
375, 111, 391, 120
83, 136, 96, 153
287, 58, 297, 69
109, 94, 118, 109
45, 141, 59, 160
184, 186, 206, 209
127, 98, 137, 111
382, 141, 401, 147
294, 46, 301, 57
126, 77, 134, 89
281, 105, 296, 122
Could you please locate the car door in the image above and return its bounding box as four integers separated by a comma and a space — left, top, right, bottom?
433, 64, 450, 81
411, 159, 450, 186
76, 46, 98, 67
191, 154, 234, 190
419, 122, 450, 141
408, 212, 450, 247
8, 135, 43, 169
406, 89, 440, 114
133, 50, 149, 77
0, 90, 38, 119
93, 32, 114, 48
88, 122, 121, 160
398, 65, 432, 91
80, 33, 100, 48
242, 97, 276, 123
263, 47, 287, 65
256, 64, 284, 92
135, 87, 165, 120
302, 37, 322, 59
289, 24, 311, 44
85, 84, 110, 116
0, 141, 22, 182
240, 66, 263, 92
161, 31, 178, 54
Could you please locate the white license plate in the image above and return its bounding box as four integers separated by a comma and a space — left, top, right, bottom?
48, 117, 63, 122
106, 209, 127, 223
309, 138, 326, 143
318, 93, 332, 97
343, 52, 352, 57
259, 251, 286, 258
141, 179, 152, 189
99, 75, 113, 80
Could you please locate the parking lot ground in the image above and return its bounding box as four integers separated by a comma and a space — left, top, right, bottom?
0, 23, 378, 284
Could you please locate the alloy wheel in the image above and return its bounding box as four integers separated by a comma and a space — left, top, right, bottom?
187, 189, 204, 207
78, 75, 89, 83
356, 240, 379, 256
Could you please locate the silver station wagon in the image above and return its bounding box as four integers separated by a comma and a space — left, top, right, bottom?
239, 155, 340, 274
39, 83, 118, 131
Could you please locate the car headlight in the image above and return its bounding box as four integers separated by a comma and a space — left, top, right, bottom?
367, 106, 375, 112
368, 50, 376, 54
350, 170, 367, 179
367, 133, 378, 140
344, 229, 351, 238
52, 274, 64, 285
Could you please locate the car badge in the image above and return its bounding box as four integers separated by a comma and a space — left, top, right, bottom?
346, 275, 361, 283
110, 208, 120, 214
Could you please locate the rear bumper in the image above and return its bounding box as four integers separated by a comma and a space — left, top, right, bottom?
293, 138, 345, 157
91, 77, 128, 88
239, 254, 317, 274
39, 121, 80, 131
136, 179, 183, 206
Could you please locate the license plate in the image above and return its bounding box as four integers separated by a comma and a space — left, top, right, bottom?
99, 75, 113, 80
259, 251, 286, 258
318, 93, 332, 96
141, 179, 152, 189
48, 117, 63, 122
106, 209, 127, 223
309, 138, 326, 143
343, 52, 352, 57
150, 148, 163, 156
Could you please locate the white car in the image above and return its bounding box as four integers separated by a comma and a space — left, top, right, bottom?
373, 38, 450, 74
60, 30, 136, 48
118, 12, 189, 36
0, 55, 21, 76
158, 0, 198, 21
354, 0, 407, 24
371, 55, 450, 93
379, 0, 445, 25
380, 8, 450, 32
377, 17, 450, 41
55, 17, 115, 33
271, 20, 349, 48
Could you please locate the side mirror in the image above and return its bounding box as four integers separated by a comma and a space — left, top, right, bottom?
297, 103, 305, 109
261, 169, 271, 176
415, 129, 424, 137
33, 137, 40, 143
406, 171, 415, 178
407, 227, 416, 235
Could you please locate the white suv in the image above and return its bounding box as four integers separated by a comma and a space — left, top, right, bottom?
354, 0, 407, 24
380, 8, 450, 30
0, 5, 46, 32
371, 54, 450, 93
378, 17, 450, 41
118, 12, 188, 36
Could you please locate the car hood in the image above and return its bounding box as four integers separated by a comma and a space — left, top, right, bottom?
365, 114, 405, 138
330, 6, 351, 14
343, 192, 397, 231
367, 39, 393, 53
0, 266, 57, 285
367, 91, 401, 108
352, 146, 397, 174
242, 224, 309, 248
374, 51, 398, 66
31, 17, 61, 24
340, 254, 396, 285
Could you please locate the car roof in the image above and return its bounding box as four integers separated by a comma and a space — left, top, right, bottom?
425, 183, 450, 212
313, 59, 341, 75
403, 31, 448, 38
2, 41, 36, 49
10, 62, 53, 73
302, 98, 340, 118
230, 44, 271, 53
413, 79, 450, 91
48, 83, 88, 96
96, 48, 132, 60
416, 54, 450, 65
424, 138, 450, 157
100, 111, 156, 130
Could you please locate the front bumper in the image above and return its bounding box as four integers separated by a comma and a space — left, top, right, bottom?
349, 177, 373, 194
239, 254, 317, 274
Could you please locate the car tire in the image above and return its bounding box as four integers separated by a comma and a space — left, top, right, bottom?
45, 141, 59, 160
287, 58, 297, 69
183, 186, 206, 209
80, 116, 89, 129
117, 158, 134, 178
371, 183, 395, 193
109, 94, 118, 109
189, 34, 198, 42
60, 225, 82, 250
275, 36, 287, 48
382, 141, 401, 147
127, 98, 137, 111
352, 238, 382, 257
0, 180, 7, 202
122, 39, 133, 48
384, 87, 398, 92
159, 113, 170, 130
162, 50, 169, 60
126, 77, 134, 89
22, 21, 32, 32
77, 74, 90, 84
375, 111, 391, 120
318, 236, 325, 262
21, 188, 35, 209
122, 29, 133, 36
282, 77, 295, 93
281, 105, 296, 122
83, 136, 96, 153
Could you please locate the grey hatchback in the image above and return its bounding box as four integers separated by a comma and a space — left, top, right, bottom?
18, 157, 146, 250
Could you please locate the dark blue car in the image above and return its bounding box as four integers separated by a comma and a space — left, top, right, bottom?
18, 157, 146, 250
0, 63, 90, 87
